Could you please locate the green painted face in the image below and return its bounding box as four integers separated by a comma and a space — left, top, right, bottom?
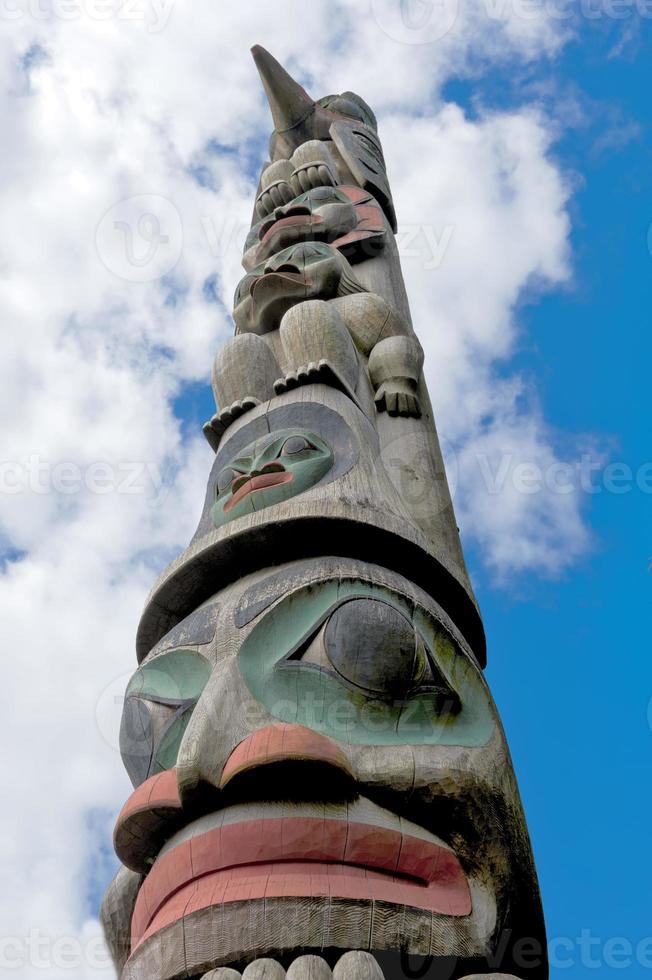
211, 429, 334, 528
119, 648, 211, 787
237, 580, 496, 747
232, 242, 345, 333
243, 187, 358, 268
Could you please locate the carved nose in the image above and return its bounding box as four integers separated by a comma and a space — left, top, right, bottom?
219, 723, 354, 800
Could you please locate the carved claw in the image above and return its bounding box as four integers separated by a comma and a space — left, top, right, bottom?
273, 358, 358, 406
290, 162, 337, 196
256, 179, 295, 219
202, 397, 261, 451
374, 380, 421, 418
289, 139, 339, 196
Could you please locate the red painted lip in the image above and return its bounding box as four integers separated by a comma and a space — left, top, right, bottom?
259, 213, 324, 248
220, 723, 353, 787
131, 814, 471, 949
224, 470, 293, 513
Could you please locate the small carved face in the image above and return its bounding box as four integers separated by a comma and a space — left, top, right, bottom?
244, 186, 357, 268
233, 241, 345, 334
243, 184, 386, 272
211, 428, 334, 528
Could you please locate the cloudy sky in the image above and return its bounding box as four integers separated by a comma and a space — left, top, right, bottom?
0, 1, 649, 977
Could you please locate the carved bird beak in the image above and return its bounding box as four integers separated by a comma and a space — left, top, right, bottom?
251, 45, 315, 134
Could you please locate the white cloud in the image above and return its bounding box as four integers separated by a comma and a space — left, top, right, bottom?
382, 104, 588, 574
0, 3, 588, 977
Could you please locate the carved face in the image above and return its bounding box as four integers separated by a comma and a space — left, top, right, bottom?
233, 241, 347, 334
243, 185, 386, 271
211, 429, 334, 528
111, 561, 546, 980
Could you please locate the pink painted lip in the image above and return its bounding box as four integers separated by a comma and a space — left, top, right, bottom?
224, 470, 293, 512
131, 814, 472, 949
220, 723, 352, 787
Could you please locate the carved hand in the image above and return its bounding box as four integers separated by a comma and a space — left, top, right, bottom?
374, 377, 421, 418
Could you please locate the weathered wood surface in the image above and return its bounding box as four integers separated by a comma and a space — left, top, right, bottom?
102, 44, 547, 980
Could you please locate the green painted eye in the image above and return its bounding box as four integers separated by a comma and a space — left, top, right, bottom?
237, 580, 492, 747
120, 649, 211, 788
280, 436, 316, 456
217, 467, 239, 495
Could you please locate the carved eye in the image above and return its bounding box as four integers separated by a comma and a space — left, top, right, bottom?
322, 599, 424, 698
217, 467, 239, 494
280, 436, 317, 457
120, 649, 211, 788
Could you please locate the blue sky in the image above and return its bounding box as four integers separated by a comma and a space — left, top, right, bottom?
464, 24, 652, 975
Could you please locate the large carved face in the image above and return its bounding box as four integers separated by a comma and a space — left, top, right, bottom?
108, 405, 546, 980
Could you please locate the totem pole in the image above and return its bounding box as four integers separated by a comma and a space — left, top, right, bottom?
102, 47, 547, 980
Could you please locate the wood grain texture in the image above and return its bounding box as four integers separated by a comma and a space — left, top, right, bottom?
241, 958, 287, 980
286, 956, 332, 980
104, 46, 546, 980
332, 952, 384, 980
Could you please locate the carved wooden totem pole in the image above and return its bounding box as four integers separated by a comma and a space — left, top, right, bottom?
102, 47, 547, 980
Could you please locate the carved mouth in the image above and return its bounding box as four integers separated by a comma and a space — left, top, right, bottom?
129, 799, 471, 951
249, 271, 310, 295
224, 470, 293, 513
256, 214, 325, 262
